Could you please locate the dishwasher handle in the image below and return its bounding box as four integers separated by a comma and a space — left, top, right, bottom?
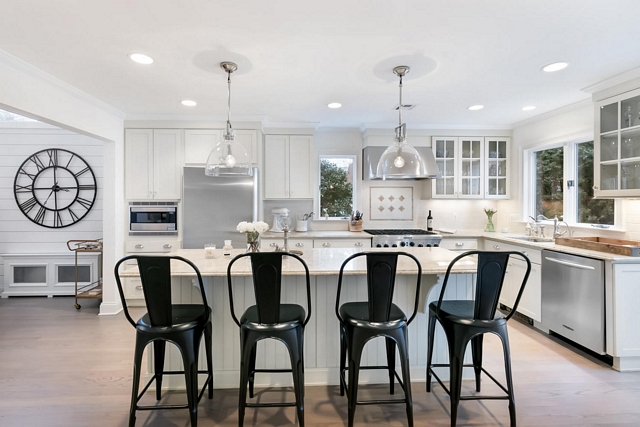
544, 256, 595, 270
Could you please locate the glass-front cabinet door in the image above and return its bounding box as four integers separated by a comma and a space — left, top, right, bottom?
485, 137, 510, 199
595, 88, 640, 197
432, 137, 457, 198
459, 137, 484, 198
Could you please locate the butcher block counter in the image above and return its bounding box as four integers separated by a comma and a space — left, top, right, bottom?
120, 247, 478, 389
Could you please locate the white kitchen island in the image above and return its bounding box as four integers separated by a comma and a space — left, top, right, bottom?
121, 247, 479, 390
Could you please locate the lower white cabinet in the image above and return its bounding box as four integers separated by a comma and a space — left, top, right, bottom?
122, 239, 179, 306
439, 238, 478, 251
260, 238, 371, 251
486, 240, 542, 322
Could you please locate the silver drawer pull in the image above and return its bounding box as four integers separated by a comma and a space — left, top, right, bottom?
544, 256, 595, 270
355, 242, 363, 246
493, 244, 500, 250
295, 243, 304, 247
163, 244, 172, 249
322, 242, 331, 247
455, 242, 464, 247
135, 285, 142, 290
522, 251, 528, 256
270, 243, 277, 247
135, 244, 144, 249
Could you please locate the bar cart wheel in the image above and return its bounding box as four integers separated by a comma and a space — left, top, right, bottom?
75, 304, 81, 310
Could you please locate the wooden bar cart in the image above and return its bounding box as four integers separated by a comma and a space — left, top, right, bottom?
66, 239, 103, 309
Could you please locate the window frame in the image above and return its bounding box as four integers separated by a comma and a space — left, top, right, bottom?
523, 134, 622, 230
317, 153, 358, 221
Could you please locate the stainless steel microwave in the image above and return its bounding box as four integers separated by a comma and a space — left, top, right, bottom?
129, 205, 178, 235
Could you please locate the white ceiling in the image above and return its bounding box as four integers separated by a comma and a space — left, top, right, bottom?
1, 0, 640, 129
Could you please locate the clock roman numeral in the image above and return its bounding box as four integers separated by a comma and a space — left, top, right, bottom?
47, 149, 58, 167
15, 184, 33, 193
69, 208, 79, 222
76, 197, 93, 210
30, 155, 46, 171
74, 167, 90, 177
65, 153, 75, 168
54, 211, 63, 227
19, 167, 35, 179
78, 184, 96, 191
34, 206, 46, 224
19, 197, 37, 213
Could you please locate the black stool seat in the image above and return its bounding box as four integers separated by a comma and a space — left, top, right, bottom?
426, 251, 531, 427
228, 252, 312, 427
137, 305, 210, 332
340, 302, 407, 327
114, 256, 214, 427
240, 304, 305, 329
336, 252, 422, 427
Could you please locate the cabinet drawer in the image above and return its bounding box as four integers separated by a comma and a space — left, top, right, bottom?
261, 238, 309, 251
124, 277, 144, 300
313, 239, 371, 249
485, 240, 541, 264
439, 238, 478, 251
126, 240, 179, 253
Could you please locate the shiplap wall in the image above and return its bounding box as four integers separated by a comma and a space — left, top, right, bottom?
0, 127, 103, 291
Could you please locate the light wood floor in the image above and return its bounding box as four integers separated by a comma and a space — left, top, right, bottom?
2, 297, 640, 426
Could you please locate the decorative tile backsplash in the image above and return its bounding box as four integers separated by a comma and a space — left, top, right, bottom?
369, 187, 413, 220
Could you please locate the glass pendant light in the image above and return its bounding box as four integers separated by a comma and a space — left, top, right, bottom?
376, 66, 426, 180
205, 62, 253, 177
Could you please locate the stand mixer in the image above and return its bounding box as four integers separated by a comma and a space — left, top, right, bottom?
270, 207, 291, 232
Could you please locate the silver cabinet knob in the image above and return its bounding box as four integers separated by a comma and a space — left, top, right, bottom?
135, 285, 142, 290
135, 244, 144, 249
455, 242, 464, 247
523, 251, 528, 256
355, 242, 363, 247
295, 242, 304, 247
493, 244, 500, 250
163, 244, 172, 249
270, 243, 277, 247
322, 242, 331, 247
148, 191, 152, 197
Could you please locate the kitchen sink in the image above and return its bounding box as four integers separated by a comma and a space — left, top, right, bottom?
509, 236, 555, 243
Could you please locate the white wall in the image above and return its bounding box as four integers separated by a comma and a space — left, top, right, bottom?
502, 99, 640, 240
0, 125, 103, 291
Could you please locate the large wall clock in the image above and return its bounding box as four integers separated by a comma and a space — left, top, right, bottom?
13, 148, 97, 228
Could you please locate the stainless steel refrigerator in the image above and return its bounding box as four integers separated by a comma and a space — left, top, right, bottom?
182, 166, 258, 249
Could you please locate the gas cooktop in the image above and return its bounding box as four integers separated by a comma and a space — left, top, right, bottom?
364, 229, 439, 236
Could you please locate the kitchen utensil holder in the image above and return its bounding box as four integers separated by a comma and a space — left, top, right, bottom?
349, 220, 363, 232
296, 220, 308, 232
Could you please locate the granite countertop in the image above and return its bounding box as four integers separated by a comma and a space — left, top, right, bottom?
119, 247, 477, 277
440, 230, 640, 263
261, 231, 371, 239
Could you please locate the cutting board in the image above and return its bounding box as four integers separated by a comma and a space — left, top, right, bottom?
554, 236, 640, 257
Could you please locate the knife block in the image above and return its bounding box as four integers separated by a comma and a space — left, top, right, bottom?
349, 220, 363, 232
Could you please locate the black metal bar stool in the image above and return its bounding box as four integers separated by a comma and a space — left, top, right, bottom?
335, 251, 422, 427
227, 252, 311, 427
426, 250, 531, 427
114, 255, 214, 427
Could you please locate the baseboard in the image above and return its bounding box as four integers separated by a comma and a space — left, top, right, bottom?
99, 300, 123, 315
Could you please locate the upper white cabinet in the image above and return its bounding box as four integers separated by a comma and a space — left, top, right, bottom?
432, 136, 509, 199
594, 87, 640, 198
125, 129, 182, 200
184, 129, 258, 165
264, 135, 313, 199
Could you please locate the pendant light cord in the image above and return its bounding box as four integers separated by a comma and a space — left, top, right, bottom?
227, 70, 232, 125
398, 74, 403, 126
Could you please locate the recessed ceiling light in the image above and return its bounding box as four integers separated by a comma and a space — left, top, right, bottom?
522, 106, 536, 111
181, 100, 197, 107
542, 62, 569, 72
327, 102, 342, 109
468, 105, 484, 111
129, 53, 153, 65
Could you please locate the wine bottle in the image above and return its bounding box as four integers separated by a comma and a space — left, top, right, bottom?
427, 210, 433, 231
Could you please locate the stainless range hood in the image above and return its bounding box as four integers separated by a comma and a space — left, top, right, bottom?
362, 146, 441, 180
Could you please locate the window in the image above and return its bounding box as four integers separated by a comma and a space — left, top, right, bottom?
527, 139, 616, 227
319, 155, 356, 219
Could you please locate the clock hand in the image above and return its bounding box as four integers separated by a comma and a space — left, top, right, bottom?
43, 189, 55, 206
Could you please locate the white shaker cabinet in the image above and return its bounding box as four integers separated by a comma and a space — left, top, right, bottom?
485, 137, 510, 199
264, 135, 313, 199
125, 129, 183, 200
184, 129, 258, 165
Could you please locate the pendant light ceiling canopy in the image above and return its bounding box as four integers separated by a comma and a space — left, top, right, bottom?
205, 61, 253, 177
376, 66, 428, 180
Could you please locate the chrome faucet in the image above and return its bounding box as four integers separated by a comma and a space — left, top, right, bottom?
528, 215, 545, 237
552, 215, 571, 239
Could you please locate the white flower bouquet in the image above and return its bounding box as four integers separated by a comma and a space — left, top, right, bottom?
237, 221, 270, 252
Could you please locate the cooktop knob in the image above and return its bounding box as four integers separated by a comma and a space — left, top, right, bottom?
383, 244, 389, 248
400, 242, 406, 247
418, 244, 424, 247
409, 242, 415, 247
433, 243, 439, 247
426, 244, 432, 247
392, 244, 398, 248
376, 244, 382, 248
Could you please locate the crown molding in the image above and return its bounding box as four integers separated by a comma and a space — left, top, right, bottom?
510, 98, 592, 129
0, 49, 125, 119
125, 113, 267, 122
360, 121, 513, 131
581, 66, 640, 94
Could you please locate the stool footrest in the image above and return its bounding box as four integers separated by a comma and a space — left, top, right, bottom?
137, 373, 213, 406
339, 366, 408, 406
428, 365, 509, 397
246, 402, 297, 408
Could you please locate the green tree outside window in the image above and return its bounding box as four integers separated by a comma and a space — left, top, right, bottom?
320, 158, 353, 217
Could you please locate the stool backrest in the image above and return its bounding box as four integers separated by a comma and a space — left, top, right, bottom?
435, 250, 531, 321
114, 255, 208, 328
336, 252, 422, 324
227, 252, 312, 326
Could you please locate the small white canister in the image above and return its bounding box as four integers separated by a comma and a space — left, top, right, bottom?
296, 219, 308, 232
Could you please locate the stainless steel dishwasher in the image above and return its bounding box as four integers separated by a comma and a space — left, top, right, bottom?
541, 250, 605, 354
